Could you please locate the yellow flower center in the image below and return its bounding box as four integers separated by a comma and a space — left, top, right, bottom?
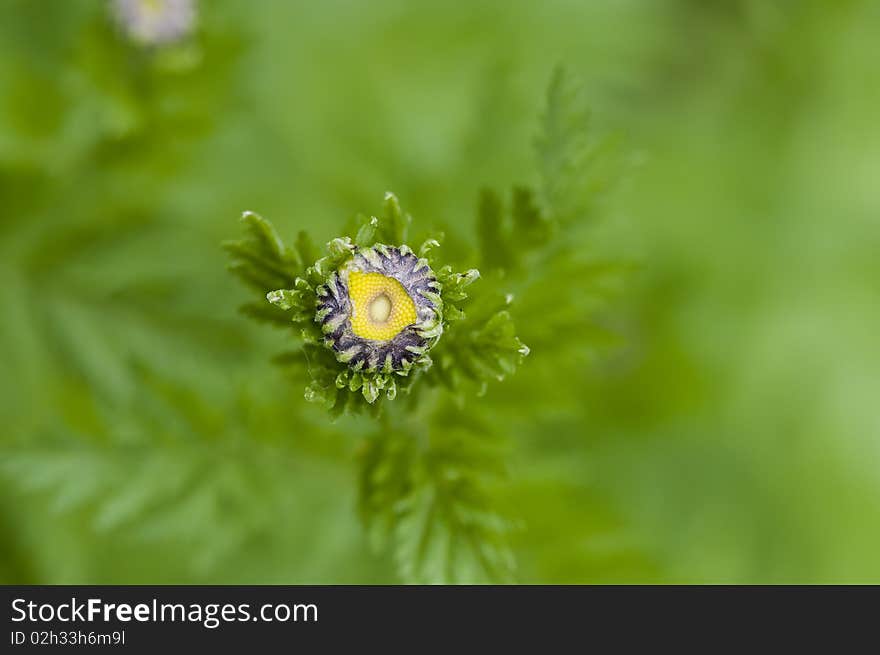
348, 271, 417, 341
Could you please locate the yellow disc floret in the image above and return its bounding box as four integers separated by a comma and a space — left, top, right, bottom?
348, 271, 418, 341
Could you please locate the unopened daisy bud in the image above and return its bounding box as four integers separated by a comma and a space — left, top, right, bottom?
111, 0, 197, 46
315, 245, 443, 374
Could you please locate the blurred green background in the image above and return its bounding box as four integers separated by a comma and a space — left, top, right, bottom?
2, 0, 879, 584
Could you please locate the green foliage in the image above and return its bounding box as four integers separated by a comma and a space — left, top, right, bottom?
7, 0, 871, 587
357, 192, 413, 246
223, 211, 306, 327
0, 0, 635, 584
535, 67, 622, 227
224, 63, 626, 582
358, 407, 515, 584
477, 186, 552, 273
1, 364, 366, 580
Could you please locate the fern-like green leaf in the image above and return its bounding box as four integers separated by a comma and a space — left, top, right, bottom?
536, 66, 622, 226
358, 407, 516, 583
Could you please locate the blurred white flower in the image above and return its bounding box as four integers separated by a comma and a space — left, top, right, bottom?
111, 0, 197, 46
